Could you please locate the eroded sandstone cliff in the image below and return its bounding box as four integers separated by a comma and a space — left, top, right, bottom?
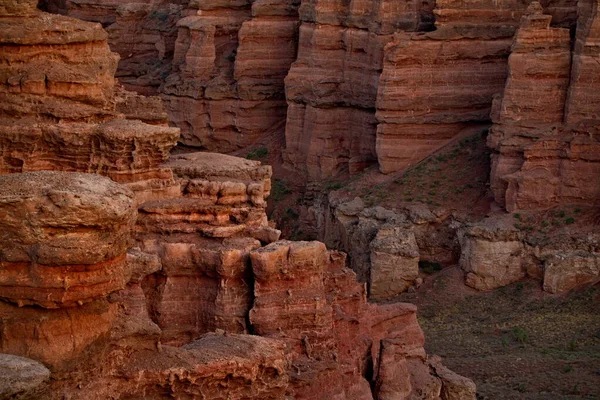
0, 3, 475, 399
489, 0, 600, 211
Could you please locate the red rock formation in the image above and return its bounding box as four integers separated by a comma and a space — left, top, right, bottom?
0, 172, 136, 309
489, 1, 600, 211
136, 152, 280, 344
564, 0, 600, 125
0, 171, 137, 368
159, 0, 298, 151
40, 0, 188, 94
0, 3, 181, 203
283, 0, 434, 181
250, 240, 474, 399
375, 0, 581, 175
108, 333, 289, 400
375, 27, 512, 173
0, 3, 477, 398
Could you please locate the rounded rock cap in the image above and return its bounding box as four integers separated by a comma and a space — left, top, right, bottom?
0, 171, 136, 265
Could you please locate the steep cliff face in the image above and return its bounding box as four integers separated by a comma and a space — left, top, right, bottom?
489, 0, 600, 211
374, 0, 582, 175
39, 0, 187, 95
0, 2, 180, 203
161, 0, 298, 151
283, 0, 434, 181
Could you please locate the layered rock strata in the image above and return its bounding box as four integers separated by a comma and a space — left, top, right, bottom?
136, 152, 280, 344
284, 0, 435, 181
0, 2, 477, 398
40, 0, 187, 94
375, 0, 582, 175
250, 240, 475, 399
489, 1, 600, 211
0, 171, 137, 368
0, 3, 180, 203
161, 0, 299, 151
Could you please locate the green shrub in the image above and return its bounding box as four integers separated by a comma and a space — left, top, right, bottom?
271, 179, 291, 202
419, 260, 443, 275
512, 326, 529, 345
246, 147, 268, 160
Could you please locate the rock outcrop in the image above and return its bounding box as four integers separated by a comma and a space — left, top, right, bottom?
0, 172, 136, 308
0, 2, 479, 398
107, 333, 290, 400
0, 354, 51, 399
0, 171, 137, 368
0, 2, 180, 203
283, 0, 434, 181
250, 240, 474, 399
459, 213, 600, 293
160, 0, 298, 151
488, 1, 600, 211
137, 152, 279, 344
375, 0, 582, 175
324, 197, 462, 298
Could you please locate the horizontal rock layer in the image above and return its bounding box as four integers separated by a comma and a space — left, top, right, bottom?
489, 1, 600, 211
0, 172, 136, 308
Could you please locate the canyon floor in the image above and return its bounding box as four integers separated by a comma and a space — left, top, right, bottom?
402, 269, 600, 400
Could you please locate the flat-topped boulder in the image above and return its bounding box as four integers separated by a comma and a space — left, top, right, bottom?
165, 152, 272, 183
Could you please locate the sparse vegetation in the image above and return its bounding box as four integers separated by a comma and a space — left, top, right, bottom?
419, 260, 443, 275
324, 180, 343, 191
512, 326, 529, 345
246, 147, 269, 160
285, 207, 299, 220
270, 179, 291, 202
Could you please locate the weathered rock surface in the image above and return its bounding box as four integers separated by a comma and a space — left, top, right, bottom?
249, 240, 473, 399
543, 252, 600, 294
283, 0, 435, 181
489, 1, 600, 211
324, 197, 462, 298
0, 6, 180, 203
0, 171, 136, 308
0, 354, 50, 399
112, 333, 289, 400
459, 216, 529, 291
160, 0, 298, 151
375, 28, 512, 173
0, 3, 480, 398
370, 226, 420, 299
136, 152, 279, 344
459, 213, 600, 293
0, 298, 117, 369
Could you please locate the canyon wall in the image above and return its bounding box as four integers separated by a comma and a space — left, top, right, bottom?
283, 0, 434, 180
489, 0, 600, 211
0, 3, 475, 399
161, 0, 299, 151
